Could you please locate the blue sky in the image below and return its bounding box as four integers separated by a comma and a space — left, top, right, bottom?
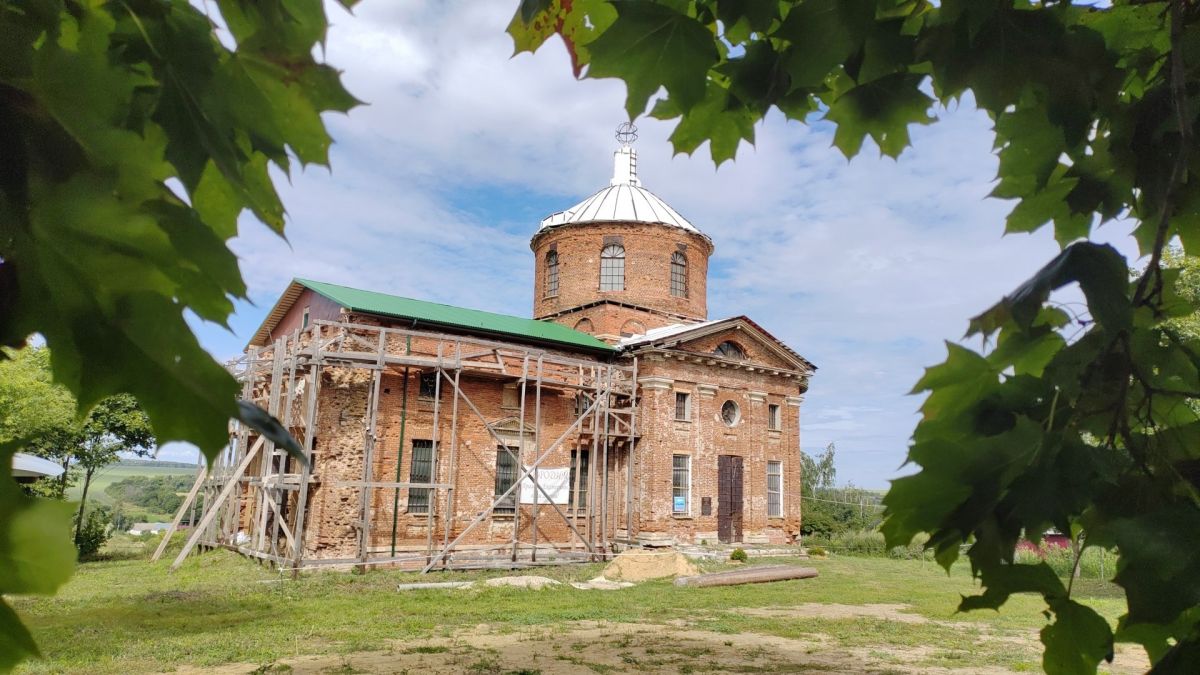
164, 2, 1141, 488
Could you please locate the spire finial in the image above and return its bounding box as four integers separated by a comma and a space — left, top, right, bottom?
615, 121, 638, 146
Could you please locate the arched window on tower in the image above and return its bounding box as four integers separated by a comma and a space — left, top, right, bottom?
599, 244, 625, 291
670, 251, 688, 298
545, 250, 559, 297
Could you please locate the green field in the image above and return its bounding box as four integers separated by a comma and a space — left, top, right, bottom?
66, 461, 199, 522
10, 539, 1148, 674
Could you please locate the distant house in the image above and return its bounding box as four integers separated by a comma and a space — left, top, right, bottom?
12, 453, 65, 483
129, 523, 171, 535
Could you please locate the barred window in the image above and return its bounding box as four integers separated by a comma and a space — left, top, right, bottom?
599, 244, 625, 291
570, 448, 590, 509
494, 447, 518, 515
408, 440, 434, 514
418, 372, 438, 399
545, 250, 559, 297
670, 251, 687, 297
672, 455, 690, 515
768, 404, 781, 431
767, 460, 783, 517
675, 392, 691, 421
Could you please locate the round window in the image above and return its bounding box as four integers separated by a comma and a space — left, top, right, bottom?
721, 400, 740, 427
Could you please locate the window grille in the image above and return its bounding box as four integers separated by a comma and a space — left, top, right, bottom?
675, 392, 691, 421
570, 448, 590, 509
545, 250, 559, 297
767, 460, 783, 517
670, 252, 687, 297
599, 244, 625, 291
418, 372, 438, 399
408, 440, 433, 514
672, 455, 690, 514
768, 404, 781, 431
494, 448, 518, 515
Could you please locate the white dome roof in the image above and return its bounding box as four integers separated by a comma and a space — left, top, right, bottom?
539, 145, 701, 234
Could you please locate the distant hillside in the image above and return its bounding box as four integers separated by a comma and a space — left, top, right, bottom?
115, 458, 200, 470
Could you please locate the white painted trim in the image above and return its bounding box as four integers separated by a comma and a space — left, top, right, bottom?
767, 460, 783, 518
638, 376, 674, 391
672, 454, 692, 517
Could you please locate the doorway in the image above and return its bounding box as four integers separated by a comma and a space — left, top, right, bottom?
717, 455, 743, 544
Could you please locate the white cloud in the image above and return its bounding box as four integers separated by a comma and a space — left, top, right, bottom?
196, 1, 1144, 487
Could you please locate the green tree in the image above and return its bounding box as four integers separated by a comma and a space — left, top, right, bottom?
511, 0, 1200, 671
1, 1, 357, 669
801, 442, 836, 497
61, 394, 155, 546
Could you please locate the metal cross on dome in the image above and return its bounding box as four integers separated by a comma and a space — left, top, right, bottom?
615, 122, 638, 145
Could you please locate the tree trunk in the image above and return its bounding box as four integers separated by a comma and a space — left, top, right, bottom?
58, 457, 71, 499
74, 466, 94, 544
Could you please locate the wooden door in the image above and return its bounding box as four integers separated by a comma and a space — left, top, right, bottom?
717, 455, 744, 544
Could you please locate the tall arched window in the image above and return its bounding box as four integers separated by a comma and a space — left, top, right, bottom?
670, 251, 688, 297
599, 244, 625, 291
545, 250, 559, 297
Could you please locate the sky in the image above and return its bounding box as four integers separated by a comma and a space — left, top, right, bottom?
162, 1, 1141, 488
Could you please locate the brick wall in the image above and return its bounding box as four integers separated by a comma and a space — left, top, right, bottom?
298, 319, 633, 560
531, 222, 713, 323
632, 351, 806, 546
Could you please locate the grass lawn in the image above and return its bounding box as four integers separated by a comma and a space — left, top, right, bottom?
10, 539, 1146, 674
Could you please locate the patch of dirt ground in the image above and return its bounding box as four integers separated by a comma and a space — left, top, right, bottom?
167, 609, 1150, 674
601, 548, 699, 581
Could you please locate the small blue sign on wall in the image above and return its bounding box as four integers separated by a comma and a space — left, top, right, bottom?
674, 496, 686, 512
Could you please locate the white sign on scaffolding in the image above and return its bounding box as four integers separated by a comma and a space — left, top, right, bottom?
519, 466, 571, 504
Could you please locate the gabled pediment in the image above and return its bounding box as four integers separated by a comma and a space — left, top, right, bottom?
489, 417, 537, 436
618, 317, 815, 374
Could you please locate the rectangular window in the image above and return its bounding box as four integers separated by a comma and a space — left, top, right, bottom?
674, 392, 691, 421
418, 372, 438, 400
574, 392, 591, 418
301, 306, 310, 329
767, 460, 783, 517
672, 455, 690, 515
408, 440, 433, 514
570, 448, 590, 509
494, 447, 518, 515
768, 404, 781, 431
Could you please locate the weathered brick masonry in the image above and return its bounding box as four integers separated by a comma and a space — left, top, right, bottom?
206, 137, 814, 569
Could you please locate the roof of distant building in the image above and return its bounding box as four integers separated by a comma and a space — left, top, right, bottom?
250, 279, 613, 353
539, 133, 704, 235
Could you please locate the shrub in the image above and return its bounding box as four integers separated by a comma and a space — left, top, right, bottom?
808, 545, 826, 556
74, 506, 112, 560
730, 548, 748, 562
802, 530, 928, 559
1014, 541, 1113, 579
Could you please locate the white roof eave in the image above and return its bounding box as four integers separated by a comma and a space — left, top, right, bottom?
12, 452, 65, 479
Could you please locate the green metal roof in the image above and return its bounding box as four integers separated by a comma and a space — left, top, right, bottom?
295, 279, 613, 352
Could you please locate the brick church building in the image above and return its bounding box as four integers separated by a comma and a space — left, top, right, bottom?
177, 129, 816, 571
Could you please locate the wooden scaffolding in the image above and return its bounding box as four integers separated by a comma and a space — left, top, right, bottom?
158, 318, 639, 573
